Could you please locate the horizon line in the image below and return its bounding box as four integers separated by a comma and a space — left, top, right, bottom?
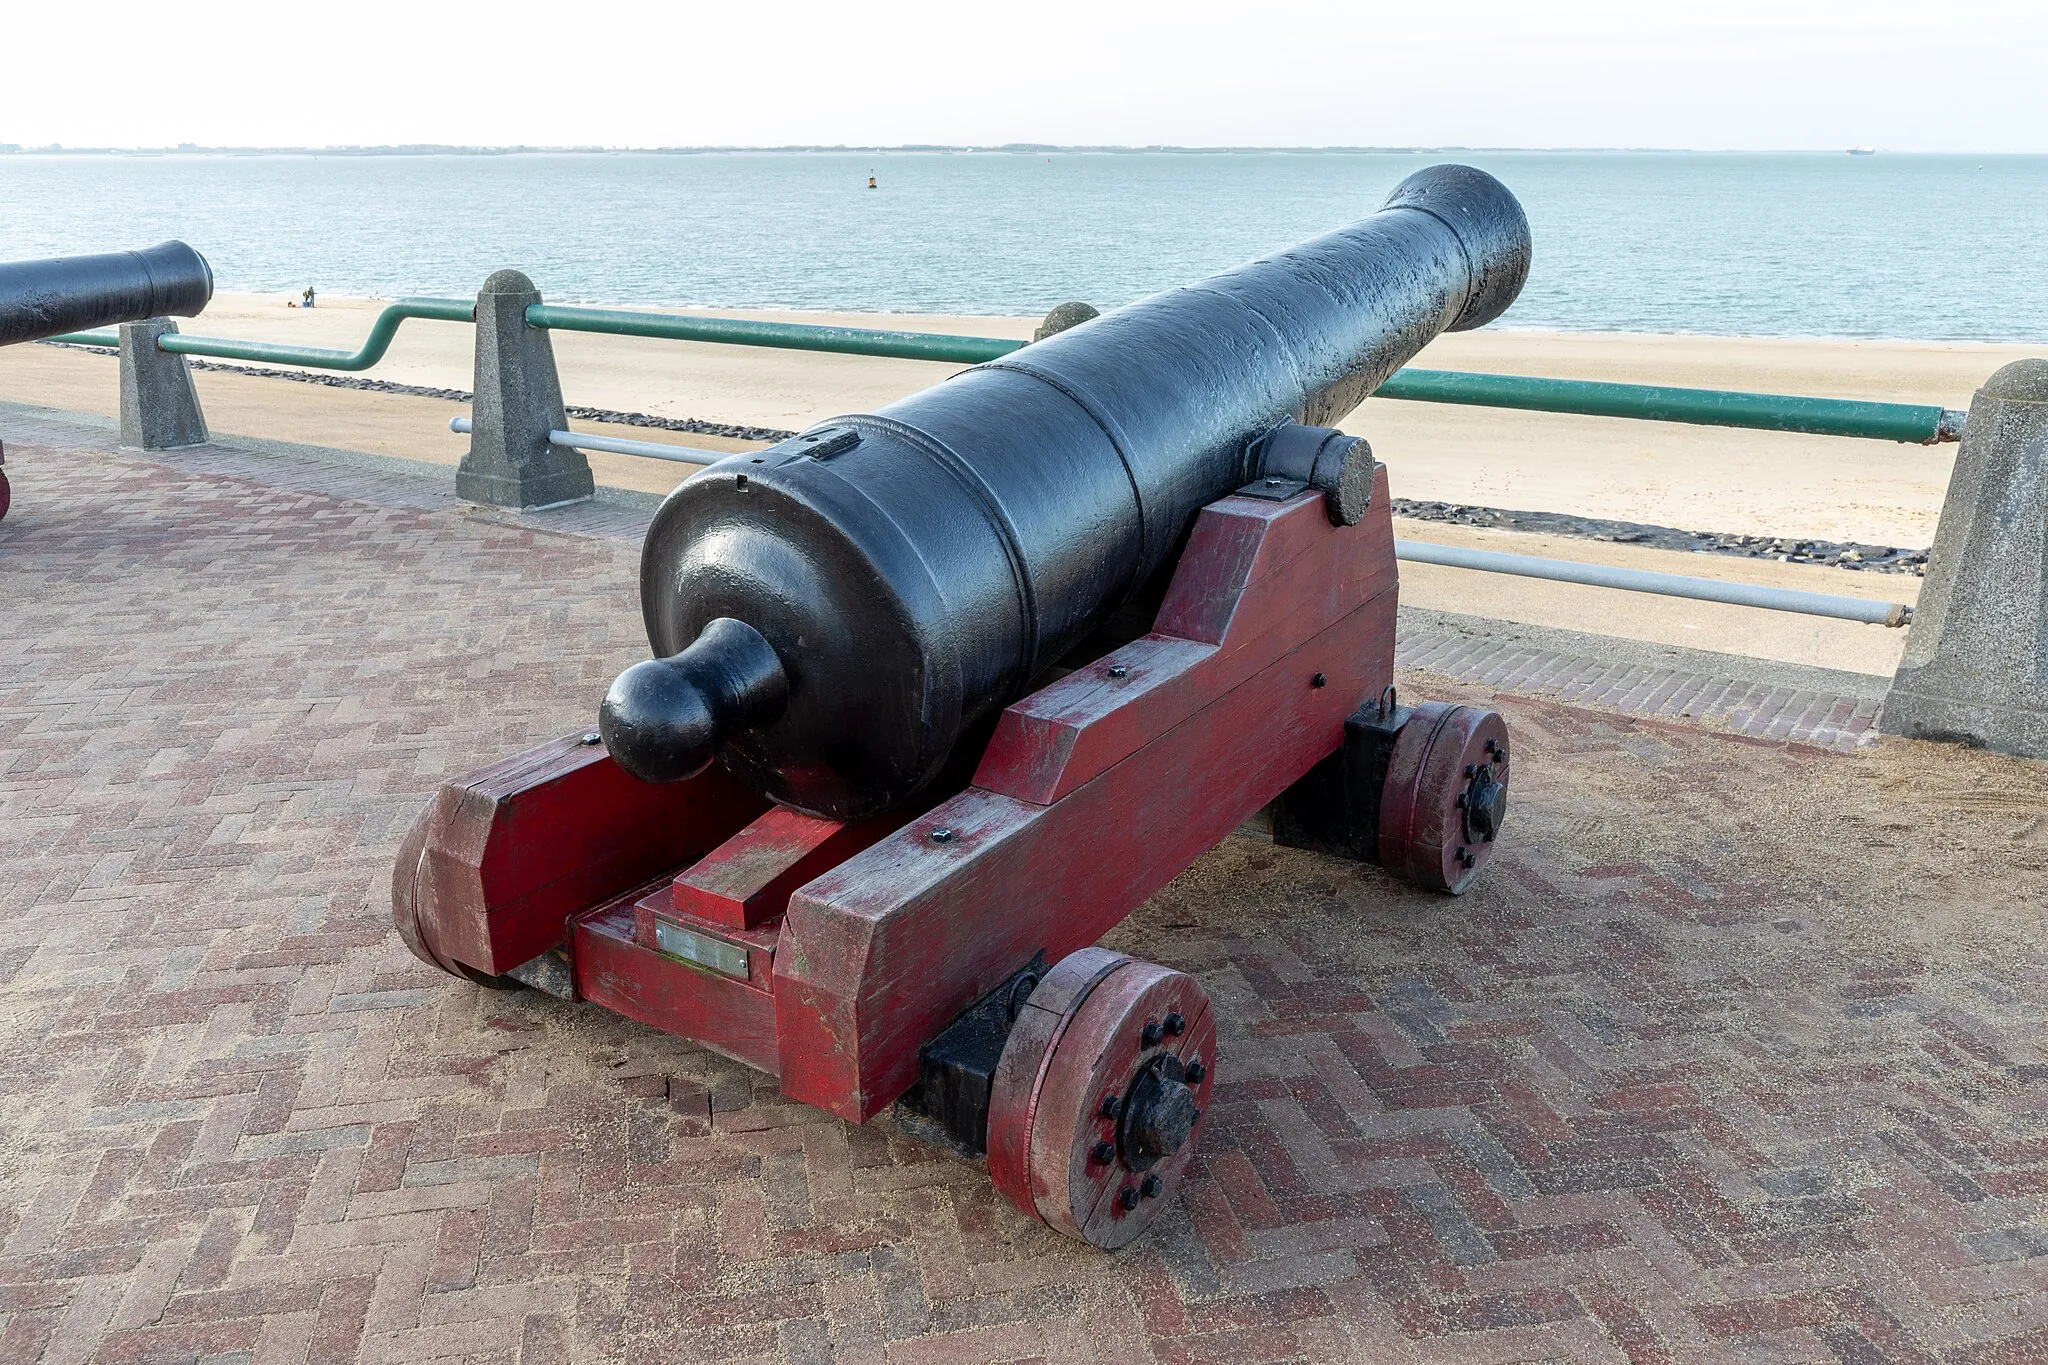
0, 141, 2012, 157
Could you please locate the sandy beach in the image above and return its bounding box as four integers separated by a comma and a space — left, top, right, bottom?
5, 290, 2040, 676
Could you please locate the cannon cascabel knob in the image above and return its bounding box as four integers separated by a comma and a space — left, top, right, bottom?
599, 618, 790, 783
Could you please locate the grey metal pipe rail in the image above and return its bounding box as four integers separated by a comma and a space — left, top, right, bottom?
446, 415, 725, 465
1395, 539, 1912, 626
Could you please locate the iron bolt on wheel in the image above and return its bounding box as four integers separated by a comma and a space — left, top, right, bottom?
987, 948, 1217, 1249
1378, 701, 1511, 895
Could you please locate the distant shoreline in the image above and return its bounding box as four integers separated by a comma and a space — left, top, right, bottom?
0, 144, 1963, 158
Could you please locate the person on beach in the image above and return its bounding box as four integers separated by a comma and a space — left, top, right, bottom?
302, 285, 316, 309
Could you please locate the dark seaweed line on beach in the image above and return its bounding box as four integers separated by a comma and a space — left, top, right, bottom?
37, 340, 1931, 574
1394, 500, 1929, 575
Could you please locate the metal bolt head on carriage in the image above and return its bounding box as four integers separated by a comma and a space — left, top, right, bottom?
395, 165, 1529, 1249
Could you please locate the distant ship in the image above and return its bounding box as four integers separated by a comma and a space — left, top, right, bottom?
1848, 146, 1877, 156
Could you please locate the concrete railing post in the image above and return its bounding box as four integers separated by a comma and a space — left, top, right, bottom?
1881, 359, 2048, 756
118, 318, 208, 450
1033, 301, 1098, 342
456, 270, 592, 510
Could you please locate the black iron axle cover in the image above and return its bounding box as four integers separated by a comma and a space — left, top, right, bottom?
603, 164, 1532, 818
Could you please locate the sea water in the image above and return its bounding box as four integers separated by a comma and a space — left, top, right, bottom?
0, 150, 2042, 342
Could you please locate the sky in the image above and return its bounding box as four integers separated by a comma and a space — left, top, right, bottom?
7, 0, 2045, 153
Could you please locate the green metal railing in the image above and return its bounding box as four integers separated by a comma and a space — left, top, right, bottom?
524, 304, 1022, 365
46, 297, 1966, 444
49, 297, 475, 372
1373, 369, 1963, 444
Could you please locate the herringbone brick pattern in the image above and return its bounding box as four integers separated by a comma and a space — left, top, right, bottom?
2, 435, 2044, 1363
1395, 628, 1885, 751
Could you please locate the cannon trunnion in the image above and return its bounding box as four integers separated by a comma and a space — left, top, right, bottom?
396, 168, 1526, 1249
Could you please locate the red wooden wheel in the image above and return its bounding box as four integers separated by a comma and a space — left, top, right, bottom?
988, 948, 1216, 1249
390, 805, 469, 978
0, 467, 11, 522
1378, 701, 1510, 895
390, 801, 517, 988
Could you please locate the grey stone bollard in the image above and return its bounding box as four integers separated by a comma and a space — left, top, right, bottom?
456, 269, 593, 510
1033, 301, 1099, 342
1881, 359, 2048, 757
118, 318, 209, 450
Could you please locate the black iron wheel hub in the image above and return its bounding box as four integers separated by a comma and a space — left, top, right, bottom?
1118, 1054, 1200, 1171
1462, 761, 1506, 844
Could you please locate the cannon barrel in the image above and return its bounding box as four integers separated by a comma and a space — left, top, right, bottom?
0, 242, 214, 348
602, 164, 1532, 818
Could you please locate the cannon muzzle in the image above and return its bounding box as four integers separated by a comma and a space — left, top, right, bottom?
605, 163, 1532, 817
0, 241, 214, 348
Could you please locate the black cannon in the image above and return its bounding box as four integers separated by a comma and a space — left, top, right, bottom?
0, 241, 214, 519
0, 241, 213, 348
600, 163, 1531, 818
400, 166, 1531, 1250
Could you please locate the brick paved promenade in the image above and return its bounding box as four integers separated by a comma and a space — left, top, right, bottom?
2, 421, 2044, 1363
